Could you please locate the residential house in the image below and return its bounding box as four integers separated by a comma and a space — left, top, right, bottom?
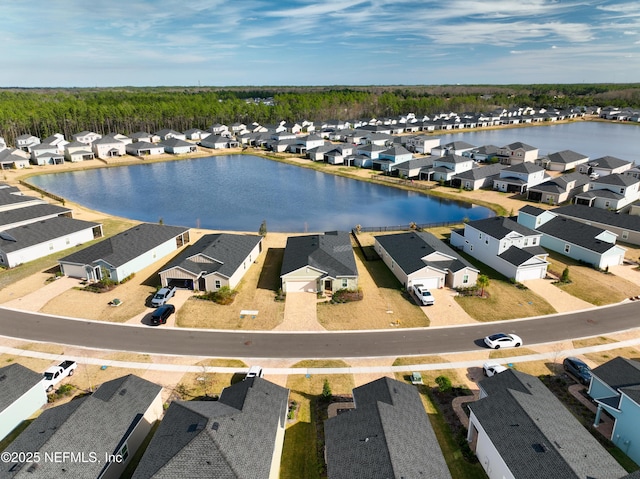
130, 131, 160, 143
588, 357, 640, 467
199, 135, 236, 149
496, 142, 539, 165
554, 204, 640, 246
372, 145, 413, 172
72, 131, 102, 145
41, 133, 68, 153
526, 172, 589, 205
29, 144, 64, 165
280, 231, 358, 294
466, 144, 500, 162
132, 377, 289, 479
517, 206, 626, 269
354, 144, 387, 168
542, 150, 589, 172
390, 157, 434, 179
59, 223, 190, 283
375, 231, 479, 289
452, 163, 507, 190
158, 233, 262, 291
0, 363, 47, 442
183, 128, 211, 141
0, 203, 72, 231
125, 141, 165, 157
0, 149, 31, 169
468, 369, 628, 479
154, 129, 186, 141
307, 143, 336, 162
92, 136, 126, 159
574, 174, 640, 211
300, 134, 325, 151
450, 216, 549, 282
104, 132, 132, 145
430, 140, 476, 158
1, 374, 163, 479
15, 134, 40, 152
493, 163, 547, 194
0, 217, 103, 268
324, 377, 452, 479
579, 156, 633, 177
432, 154, 475, 183
161, 138, 197, 154
403, 135, 440, 154
210, 123, 229, 135
0, 190, 46, 212
64, 141, 95, 162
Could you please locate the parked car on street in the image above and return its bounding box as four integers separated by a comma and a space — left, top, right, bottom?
483, 362, 508, 377
151, 286, 176, 307
150, 304, 175, 325
563, 357, 592, 385
483, 333, 522, 349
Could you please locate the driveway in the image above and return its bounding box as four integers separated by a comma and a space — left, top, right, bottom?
274, 292, 325, 331
126, 289, 194, 326
2, 276, 82, 312
422, 288, 478, 326
526, 278, 593, 313
609, 263, 640, 288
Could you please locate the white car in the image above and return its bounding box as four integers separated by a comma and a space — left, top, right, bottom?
151, 286, 176, 307
412, 284, 435, 306
483, 333, 522, 349
483, 362, 508, 377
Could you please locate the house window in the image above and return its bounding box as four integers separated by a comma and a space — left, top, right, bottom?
620, 188, 625, 194
215, 280, 221, 289
463, 275, 469, 284
532, 238, 537, 245
564, 244, 571, 254
391, 260, 394, 270
342, 279, 348, 288
470, 245, 473, 251
485, 237, 489, 245
524, 238, 529, 246
623, 231, 629, 240
478, 233, 482, 239
605, 201, 611, 209
119, 443, 129, 462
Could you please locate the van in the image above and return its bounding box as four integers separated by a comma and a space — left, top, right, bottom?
245, 365, 264, 380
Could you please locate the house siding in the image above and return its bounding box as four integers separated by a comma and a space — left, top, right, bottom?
468, 410, 515, 479
0, 383, 47, 442
112, 237, 180, 282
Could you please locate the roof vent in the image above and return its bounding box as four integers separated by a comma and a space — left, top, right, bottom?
0, 374, 5, 382
119, 388, 127, 396
532, 443, 548, 453
212, 422, 219, 431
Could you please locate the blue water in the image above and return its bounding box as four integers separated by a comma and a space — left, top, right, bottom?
30, 155, 492, 232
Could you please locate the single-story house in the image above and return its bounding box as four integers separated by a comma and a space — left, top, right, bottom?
280, 231, 358, 293
468, 369, 628, 479
1, 374, 163, 479
578, 156, 633, 177
542, 149, 589, 172
0, 203, 72, 231
0, 363, 47, 442
325, 377, 452, 479
125, 141, 165, 157
517, 206, 626, 269
451, 163, 507, 190
184, 128, 211, 141
553, 203, 640, 246
158, 233, 262, 291
390, 157, 434, 179
0, 217, 103, 268
161, 138, 197, 154
526, 172, 589, 205
0, 190, 46, 212
59, 223, 190, 283
375, 231, 479, 289
64, 141, 95, 162
199, 135, 237, 149
0, 149, 31, 169
132, 377, 289, 479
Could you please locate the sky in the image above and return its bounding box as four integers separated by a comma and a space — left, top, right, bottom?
2, 0, 639, 87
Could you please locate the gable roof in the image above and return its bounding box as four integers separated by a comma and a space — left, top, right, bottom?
324, 377, 452, 479
498, 246, 546, 266
440, 140, 475, 150
553, 204, 640, 233
588, 156, 632, 170
281, 231, 357, 278
592, 357, 640, 390
160, 233, 261, 279
59, 223, 188, 269
375, 231, 478, 275
0, 363, 42, 413
161, 138, 193, 148
453, 163, 506, 180
0, 217, 100, 253
471, 369, 627, 479
0, 204, 72, 230
503, 162, 545, 174
536, 216, 618, 254
465, 216, 538, 239
131, 378, 289, 479
502, 141, 537, 151
436, 153, 470, 165
592, 174, 640, 187
547, 149, 588, 164
3, 374, 161, 479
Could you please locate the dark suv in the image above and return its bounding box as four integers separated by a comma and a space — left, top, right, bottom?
150, 304, 175, 325
563, 357, 592, 385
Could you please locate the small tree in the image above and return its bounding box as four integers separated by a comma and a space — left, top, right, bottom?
561, 267, 570, 283
258, 219, 267, 237
435, 375, 452, 393
158, 217, 164, 225
477, 274, 490, 297
322, 379, 332, 399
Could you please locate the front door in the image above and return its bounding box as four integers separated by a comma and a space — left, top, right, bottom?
324, 279, 332, 291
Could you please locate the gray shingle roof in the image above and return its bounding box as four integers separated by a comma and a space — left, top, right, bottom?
0, 364, 42, 414
453, 163, 506, 180
503, 141, 537, 151
132, 378, 289, 479
553, 204, 640, 233
592, 357, 640, 390
324, 377, 452, 479
536, 216, 618, 254
498, 246, 540, 266
59, 223, 188, 269
375, 231, 478, 275
466, 216, 538, 239
471, 369, 627, 479
281, 231, 357, 278
0, 217, 100, 253
0, 191, 44, 208
436, 153, 470, 165
588, 156, 633, 170
160, 138, 193, 148
503, 162, 545, 174
3, 374, 161, 479
547, 149, 588, 164
0, 204, 72, 230
159, 233, 261, 279
593, 174, 640, 187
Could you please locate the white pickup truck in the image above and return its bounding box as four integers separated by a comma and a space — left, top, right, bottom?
42, 360, 77, 392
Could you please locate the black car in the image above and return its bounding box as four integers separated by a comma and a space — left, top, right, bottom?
563, 357, 592, 385
150, 304, 175, 325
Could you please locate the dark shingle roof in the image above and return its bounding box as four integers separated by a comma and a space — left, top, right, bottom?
59, 223, 188, 269
131, 378, 289, 479
592, 357, 640, 390
547, 150, 588, 164
0, 204, 71, 230
0, 217, 100, 253
160, 138, 193, 148
453, 163, 506, 180
0, 190, 44, 208
553, 204, 640, 233
466, 216, 538, 239
324, 377, 452, 479
536, 217, 618, 254
3, 374, 161, 479
0, 364, 42, 413
159, 233, 261, 279
498, 246, 540, 266
593, 174, 640, 187
375, 231, 478, 275
281, 231, 357, 278
436, 153, 470, 165
588, 156, 633, 170
503, 162, 545, 174
470, 369, 627, 479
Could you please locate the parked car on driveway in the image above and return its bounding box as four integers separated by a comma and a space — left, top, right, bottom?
412, 284, 435, 306
151, 286, 176, 307
483, 333, 522, 349
483, 362, 508, 377
150, 304, 175, 325
563, 357, 592, 385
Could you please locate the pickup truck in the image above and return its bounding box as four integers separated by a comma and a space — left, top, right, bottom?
151, 286, 177, 307
42, 360, 77, 392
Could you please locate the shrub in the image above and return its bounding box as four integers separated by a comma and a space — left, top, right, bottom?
331, 288, 363, 303
322, 379, 332, 399
435, 375, 452, 393
561, 267, 571, 283
196, 286, 238, 305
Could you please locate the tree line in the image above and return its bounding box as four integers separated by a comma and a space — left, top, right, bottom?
0, 84, 638, 146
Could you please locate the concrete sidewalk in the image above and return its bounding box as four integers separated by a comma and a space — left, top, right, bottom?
2, 276, 82, 312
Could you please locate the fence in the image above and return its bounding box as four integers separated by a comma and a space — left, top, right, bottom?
18, 180, 66, 204
355, 220, 463, 233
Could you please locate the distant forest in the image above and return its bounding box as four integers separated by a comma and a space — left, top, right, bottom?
0, 83, 638, 145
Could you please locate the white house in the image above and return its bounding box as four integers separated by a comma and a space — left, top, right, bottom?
72, 131, 101, 145
492, 163, 547, 194
15, 134, 40, 152
125, 141, 165, 157
574, 174, 640, 211
0, 363, 47, 442
64, 141, 95, 162
92, 136, 126, 159
430, 141, 475, 158
432, 154, 475, 182
496, 142, 539, 165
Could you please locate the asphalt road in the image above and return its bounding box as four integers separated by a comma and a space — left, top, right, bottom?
1, 302, 638, 359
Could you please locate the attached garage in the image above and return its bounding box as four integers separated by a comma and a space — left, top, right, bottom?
409, 276, 441, 290
283, 280, 317, 293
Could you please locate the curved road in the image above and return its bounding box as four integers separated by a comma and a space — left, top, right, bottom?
1, 301, 639, 359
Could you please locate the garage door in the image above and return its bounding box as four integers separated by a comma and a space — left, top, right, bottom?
516, 266, 545, 282
411, 277, 440, 289
285, 280, 316, 293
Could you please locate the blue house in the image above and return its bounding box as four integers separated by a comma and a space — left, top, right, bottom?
588, 357, 640, 466
0, 363, 47, 441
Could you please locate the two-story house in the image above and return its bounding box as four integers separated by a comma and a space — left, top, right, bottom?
579, 156, 633, 177
430, 141, 476, 158
432, 154, 475, 182
496, 142, 539, 165
492, 163, 548, 193
72, 131, 101, 145
542, 149, 590, 172
450, 216, 549, 282
526, 172, 590, 205
574, 174, 640, 211
372, 145, 413, 172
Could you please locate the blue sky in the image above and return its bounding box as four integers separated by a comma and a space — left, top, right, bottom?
2, 0, 639, 87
